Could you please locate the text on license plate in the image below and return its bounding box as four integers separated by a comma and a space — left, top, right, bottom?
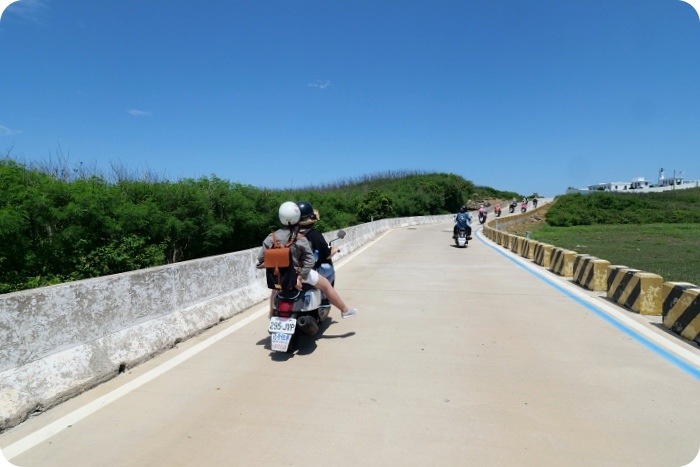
269, 317, 296, 334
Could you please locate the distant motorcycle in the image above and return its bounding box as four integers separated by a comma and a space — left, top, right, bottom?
494, 206, 502, 217
509, 202, 517, 213
478, 211, 487, 224
521, 203, 527, 213
532, 198, 538, 208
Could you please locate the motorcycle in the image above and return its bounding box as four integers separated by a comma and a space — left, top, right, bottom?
532, 199, 538, 208
455, 227, 469, 248
478, 211, 487, 224
495, 207, 502, 217
509, 202, 517, 213
521, 203, 527, 213
268, 230, 346, 353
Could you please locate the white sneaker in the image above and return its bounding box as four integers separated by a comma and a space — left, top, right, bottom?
341, 308, 358, 319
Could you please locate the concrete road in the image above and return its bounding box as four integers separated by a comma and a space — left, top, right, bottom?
2, 219, 700, 467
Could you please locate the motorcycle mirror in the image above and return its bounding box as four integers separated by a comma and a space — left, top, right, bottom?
329, 229, 346, 245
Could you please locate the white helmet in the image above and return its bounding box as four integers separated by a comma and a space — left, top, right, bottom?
278, 201, 301, 226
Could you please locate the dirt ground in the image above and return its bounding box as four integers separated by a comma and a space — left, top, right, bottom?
488, 199, 550, 237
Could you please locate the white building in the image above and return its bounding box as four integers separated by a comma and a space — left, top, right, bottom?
568, 168, 699, 194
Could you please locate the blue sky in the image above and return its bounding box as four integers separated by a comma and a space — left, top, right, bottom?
1, 0, 699, 197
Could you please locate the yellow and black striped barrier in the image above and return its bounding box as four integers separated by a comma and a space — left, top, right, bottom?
533, 243, 554, 268
522, 239, 536, 260
607, 266, 664, 315
549, 248, 577, 277
573, 255, 610, 292
662, 282, 700, 343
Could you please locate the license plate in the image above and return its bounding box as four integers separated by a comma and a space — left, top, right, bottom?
271, 332, 292, 352
268, 317, 296, 334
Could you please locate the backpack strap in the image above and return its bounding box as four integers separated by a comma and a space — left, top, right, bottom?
271, 229, 305, 248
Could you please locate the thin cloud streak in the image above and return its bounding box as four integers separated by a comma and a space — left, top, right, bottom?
128, 109, 152, 117
308, 80, 331, 90
0, 124, 21, 136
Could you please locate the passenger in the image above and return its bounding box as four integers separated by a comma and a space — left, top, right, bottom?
297, 203, 337, 285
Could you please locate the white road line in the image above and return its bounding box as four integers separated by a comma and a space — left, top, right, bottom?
1, 307, 267, 460
1, 229, 391, 461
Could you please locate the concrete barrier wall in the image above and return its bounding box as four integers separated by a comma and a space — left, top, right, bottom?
0, 213, 452, 431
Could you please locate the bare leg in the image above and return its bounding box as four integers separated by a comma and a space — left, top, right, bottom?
313, 275, 349, 313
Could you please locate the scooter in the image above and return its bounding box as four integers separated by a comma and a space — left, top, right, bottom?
455, 227, 469, 248
495, 207, 502, 217
521, 203, 527, 213
509, 202, 517, 213
268, 230, 346, 353
478, 211, 487, 224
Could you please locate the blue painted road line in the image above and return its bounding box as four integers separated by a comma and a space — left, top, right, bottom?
476, 226, 700, 381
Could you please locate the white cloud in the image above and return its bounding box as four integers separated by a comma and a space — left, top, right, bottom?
308, 80, 331, 90
0, 124, 21, 136
128, 109, 152, 117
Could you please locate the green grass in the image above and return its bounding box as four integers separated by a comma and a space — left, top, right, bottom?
529, 223, 700, 285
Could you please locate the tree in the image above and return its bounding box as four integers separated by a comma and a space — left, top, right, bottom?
357, 190, 394, 221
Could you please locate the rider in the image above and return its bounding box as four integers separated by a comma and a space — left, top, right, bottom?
257, 201, 357, 319
453, 205, 473, 239
297, 202, 337, 286
494, 204, 502, 215
532, 197, 538, 208
478, 204, 487, 217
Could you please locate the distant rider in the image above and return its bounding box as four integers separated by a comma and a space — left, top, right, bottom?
453, 205, 473, 240
532, 198, 538, 208
494, 204, 501, 215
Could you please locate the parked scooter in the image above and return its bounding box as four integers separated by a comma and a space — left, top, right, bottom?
268, 230, 345, 353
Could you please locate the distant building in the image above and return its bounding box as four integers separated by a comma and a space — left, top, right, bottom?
567, 168, 699, 194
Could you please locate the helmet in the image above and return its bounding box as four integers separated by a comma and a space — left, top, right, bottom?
296, 201, 315, 225
278, 201, 301, 226
459, 205, 467, 213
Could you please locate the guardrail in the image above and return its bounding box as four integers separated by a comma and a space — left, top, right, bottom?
0, 213, 452, 432
482, 208, 700, 348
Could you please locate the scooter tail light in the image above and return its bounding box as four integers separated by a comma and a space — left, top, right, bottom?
278, 300, 294, 313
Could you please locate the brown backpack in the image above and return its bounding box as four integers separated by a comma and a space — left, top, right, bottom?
264, 231, 305, 290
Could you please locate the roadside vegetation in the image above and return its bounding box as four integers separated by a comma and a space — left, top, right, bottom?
0, 156, 521, 294
527, 190, 700, 285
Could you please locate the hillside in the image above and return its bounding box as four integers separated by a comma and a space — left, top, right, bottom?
1, 159, 522, 293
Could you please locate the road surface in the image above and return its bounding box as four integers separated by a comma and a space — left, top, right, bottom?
2, 217, 700, 466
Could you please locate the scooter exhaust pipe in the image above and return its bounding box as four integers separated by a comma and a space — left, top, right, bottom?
297, 315, 319, 336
